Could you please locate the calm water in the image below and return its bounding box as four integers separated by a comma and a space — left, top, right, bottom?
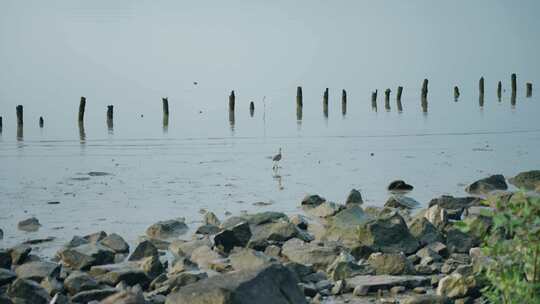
1, 1, 540, 257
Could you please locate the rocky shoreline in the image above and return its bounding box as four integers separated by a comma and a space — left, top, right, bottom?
1, 170, 539, 304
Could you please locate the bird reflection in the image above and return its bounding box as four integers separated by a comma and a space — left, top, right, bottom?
273, 173, 284, 191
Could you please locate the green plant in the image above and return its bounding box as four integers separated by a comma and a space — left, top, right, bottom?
456, 193, 540, 304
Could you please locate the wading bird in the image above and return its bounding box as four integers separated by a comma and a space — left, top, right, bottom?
272, 148, 282, 170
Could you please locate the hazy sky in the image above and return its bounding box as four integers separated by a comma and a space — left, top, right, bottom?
1, 0, 539, 114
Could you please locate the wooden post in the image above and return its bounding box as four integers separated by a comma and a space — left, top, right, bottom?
371, 90, 378, 110
296, 86, 303, 108
78, 121, 85, 141
479, 77, 485, 107
396, 86, 403, 102
342, 89, 347, 116
249, 101, 255, 117
162, 97, 169, 130
0, 116, 2, 133
229, 91, 235, 112
421, 79, 429, 99
229, 108, 235, 131
454, 86, 460, 100
16, 105, 23, 126
511, 73, 517, 95
526, 82, 532, 97
296, 104, 303, 121
497, 81, 502, 101
78, 97, 86, 123
323, 88, 329, 117
107, 105, 114, 131
39, 116, 44, 128
384, 89, 391, 111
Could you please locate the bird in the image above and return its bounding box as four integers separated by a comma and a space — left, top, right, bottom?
272, 148, 282, 170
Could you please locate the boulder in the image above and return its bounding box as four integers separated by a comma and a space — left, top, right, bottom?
165, 264, 306, 304
324, 205, 372, 245
0, 249, 12, 269
65, 236, 90, 248
203, 212, 221, 226
345, 189, 364, 206
357, 212, 419, 254
190, 245, 223, 269
96, 266, 150, 288
281, 238, 339, 270
195, 224, 220, 235
58, 244, 115, 270
367, 252, 411, 275
436, 273, 478, 299
465, 174, 508, 195
71, 287, 118, 303
307, 201, 343, 218
424, 205, 448, 230
301, 194, 326, 208
101, 289, 148, 304
248, 220, 311, 250
169, 238, 212, 258
100, 233, 130, 254
9, 244, 31, 265
139, 255, 165, 279
289, 215, 309, 230
213, 222, 252, 254
146, 219, 188, 240
40, 276, 63, 296
7, 278, 51, 304
446, 228, 479, 254
14, 261, 60, 282
327, 254, 374, 281
428, 195, 479, 218
385, 196, 420, 209
64, 271, 100, 295
508, 170, 540, 190
402, 295, 451, 304
166, 271, 208, 292
229, 248, 273, 271
17, 217, 41, 232
0, 268, 16, 286
347, 275, 430, 292
128, 240, 158, 261
408, 217, 443, 246
388, 180, 414, 192
83, 231, 108, 243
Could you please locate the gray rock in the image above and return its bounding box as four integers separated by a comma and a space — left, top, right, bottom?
347, 275, 430, 292
387, 180, 414, 192
168, 257, 198, 275
7, 278, 51, 304
58, 244, 115, 270
324, 205, 372, 245
203, 212, 221, 226
408, 217, 443, 246
446, 228, 479, 254
9, 245, 31, 265
307, 201, 343, 218
328, 261, 374, 281
289, 214, 309, 230
165, 264, 306, 304
128, 240, 158, 261
345, 189, 364, 206
64, 271, 100, 295
100, 233, 130, 254
14, 261, 60, 282
248, 220, 311, 250
165, 271, 208, 293
65, 236, 90, 248
428, 195, 479, 219
40, 276, 63, 296
436, 273, 478, 299
357, 212, 419, 254
465, 174, 508, 195
71, 287, 118, 303
350, 245, 374, 260
195, 224, 220, 235
402, 295, 451, 304
509, 170, 540, 190
146, 219, 188, 240
0, 249, 12, 269
139, 255, 165, 279
95, 266, 150, 288
367, 252, 411, 275
84, 231, 108, 243
385, 196, 420, 209
229, 248, 272, 271
281, 238, 339, 270
301, 194, 326, 208
263, 245, 281, 257
101, 289, 148, 304
190, 245, 223, 269
17, 217, 41, 232
424, 205, 448, 230
0, 268, 16, 286
169, 238, 212, 258
213, 222, 252, 254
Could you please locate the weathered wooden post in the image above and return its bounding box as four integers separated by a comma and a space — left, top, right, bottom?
296, 104, 303, 121
296, 86, 303, 108
479, 77, 485, 107
511, 74, 517, 94
342, 89, 347, 116
371, 90, 378, 110
384, 89, 391, 111
39, 116, 44, 128
229, 109, 235, 131
229, 91, 235, 112
78, 121, 86, 141
16, 105, 23, 126
396, 86, 403, 102
78, 97, 86, 123
0, 116, 2, 133
323, 88, 329, 117
497, 81, 502, 101
454, 86, 460, 100
421, 79, 429, 99
162, 97, 169, 129
249, 101, 255, 117
526, 82, 533, 97
106, 105, 114, 131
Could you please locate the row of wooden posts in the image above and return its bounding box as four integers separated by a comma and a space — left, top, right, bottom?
1, 74, 534, 136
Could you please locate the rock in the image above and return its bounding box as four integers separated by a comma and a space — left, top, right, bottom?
264, 245, 281, 257
388, 180, 414, 192
307, 201, 343, 218
84, 231, 108, 243
299, 282, 317, 297
357, 212, 419, 254
328, 260, 374, 281
65, 235, 90, 248
428, 195, 479, 218
203, 212, 221, 226
416, 247, 443, 263
64, 271, 100, 295
353, 284, 369, 296
0, 268, 16, 286
100, 233, 130, 254
289, 215, 309, 230
146, 219, 188, 240
367, 252, 411, 275
390, 285, 406, 295
17, 217, 41, 232
509, 170, 540, 190
0, 295, 12, 304
96, 266, 150, 288
14, 261, 60, 282
7, 278, 51, 304
40, 276, 63, 296
128, 240, 158, 261
248, 220, 310, 250
169, 238, 212, 258
0, 249, 12, 269
9, 245, 31, 265
465, 174, 508, 195
385, 196, 420, 209
413, 286, 427, 294
426, 242, 449, 258
402, 295, 451, 304
281, 238, 339, 270
195, 224, 220, 235
345, 189, 364, 206
213, 222, 252, 254
139, 255, 165, 279
243, 212, 288, 226
169, 257, 198, 275
166, 271, 208, 292
347, 275, 430, 292
301, 194, 326, 208
101, 288, 148, 304
446, 228, 479, 254
408, 217, 444, 246
350, 245, 374, 260
229, 248, 272, 271
71, 287, 118, 303
424, 205, 448, 230
165, 264, 306, 304
58, 244, 115, 270
324, 205, 372, 245
190, 245, 223, 269
436, 273, 478, 299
